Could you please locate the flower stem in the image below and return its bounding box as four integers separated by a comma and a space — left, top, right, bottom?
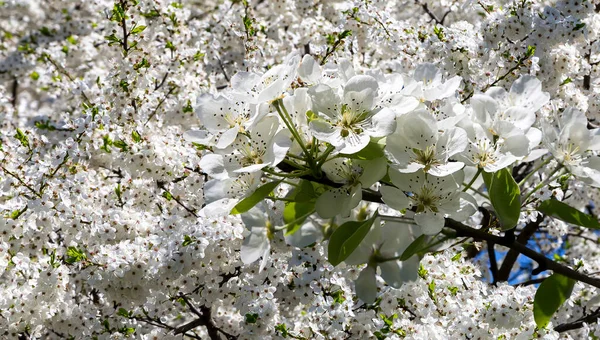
518, 156, 553, 187
521, 164, 565, 205
463, 167, 483, 192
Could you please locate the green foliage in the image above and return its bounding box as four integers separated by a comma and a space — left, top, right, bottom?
537, 199, 600, 229
130, 25, 146, 35
133, 58, 150, 70
131, 130, 142, 143
533, 273, 575, 328
327, 212, 377, 266
231, 180, 282, 214
399, 234, 427, 261
14, 128, 29, 149
64, 246, 87, 264
245, 313, 259, 324
283, 201, 315, 236
482, 168, 521, 230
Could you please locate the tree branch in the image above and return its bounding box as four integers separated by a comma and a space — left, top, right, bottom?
445, 219, 600, 289
496, 217, 543, 282
554, 307, 600, 333
275, 162, 600, 289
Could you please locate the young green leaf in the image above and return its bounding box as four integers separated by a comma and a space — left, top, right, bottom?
287, 180, 317, 202
399, 234, 427, 261
533, 273, 575, 328
130, 25, 146, 34
283, 201, 315, 236
231, 180, 282, 215
328, 212, 378, 266
14, 128, 29, 148
482, 168, 521, 230
537, 199, 600, 229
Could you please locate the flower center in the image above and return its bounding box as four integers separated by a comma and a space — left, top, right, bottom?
337, 104, 369, 137
412, 145, 439, 172
412, 185, 440, 213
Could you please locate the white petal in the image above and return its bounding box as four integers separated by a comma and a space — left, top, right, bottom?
449, 192, 478, 222
357, 157, 388, 187
184, 129, 213, 145
199, 154, 228, 179
380, 186, 410, 211
240, 227, 269, 265
343, 75, 378, 112
196, 94, 233, 133
414, 211, 445, 235
310, 120, 342, 147
438, 127, 468, 158
379, 256, 419, 289
284, 219, 323, 248
308, 84, 340, 118
231, 71, 261, 92
298, 54, 321, 84
337, 132, 370, 155
216, 126, 239, 149
470, 94, 498, 127
355, 265, 378, 303
504, 107, 535, 131
316, 187, 351, 219
424, 75, 462, 101
368, 107, 397, 137
503, 134, 530, 157
509, 75, 550, 112
414, 63, 442, 86
199, 198, 238, 217
428, 161, 464, 177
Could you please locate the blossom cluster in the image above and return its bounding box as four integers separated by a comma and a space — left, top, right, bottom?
1, 0, 600, 339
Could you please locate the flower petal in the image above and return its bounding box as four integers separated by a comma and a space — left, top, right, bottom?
355, 265, 378, 303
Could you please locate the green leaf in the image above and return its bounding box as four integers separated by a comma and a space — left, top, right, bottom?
399, 234, 427, 261
560, 77, 572, 86
537, 199, 600, 229
283, 201, 315, 236
162, 191, 173, 201
30, 71, 40, 80
130, 25, 146, 34
533, 273, 575, 328
117, 308, 130, 318
574, 22, 586, 31
131, 130, 142, 143
526, 45, 536, 58
133, 58, 150, 70
482, 168, 521, 230
113, 139, 128, 152
39, 26, 53, 36
328, 212, 377, 266
64, 246, 86, 264
287, 180, 317, 202
182, 235, 195, 246
231, 180, 282, 215
14, 128, 29, 148
104, 34, 121, 46
275, 323, 289, 337
245, 313, 259, 324
341, 141, 385, 160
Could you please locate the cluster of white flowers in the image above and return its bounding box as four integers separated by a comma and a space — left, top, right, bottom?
1, 0, 600, 339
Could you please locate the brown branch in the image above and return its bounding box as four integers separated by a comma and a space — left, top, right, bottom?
416, 1, 442, 25
276, 162, 600, 290
513, 277, 547, 287
445, 219, 600, 289
554, 308, 600, 333
496, 217, 544, 282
